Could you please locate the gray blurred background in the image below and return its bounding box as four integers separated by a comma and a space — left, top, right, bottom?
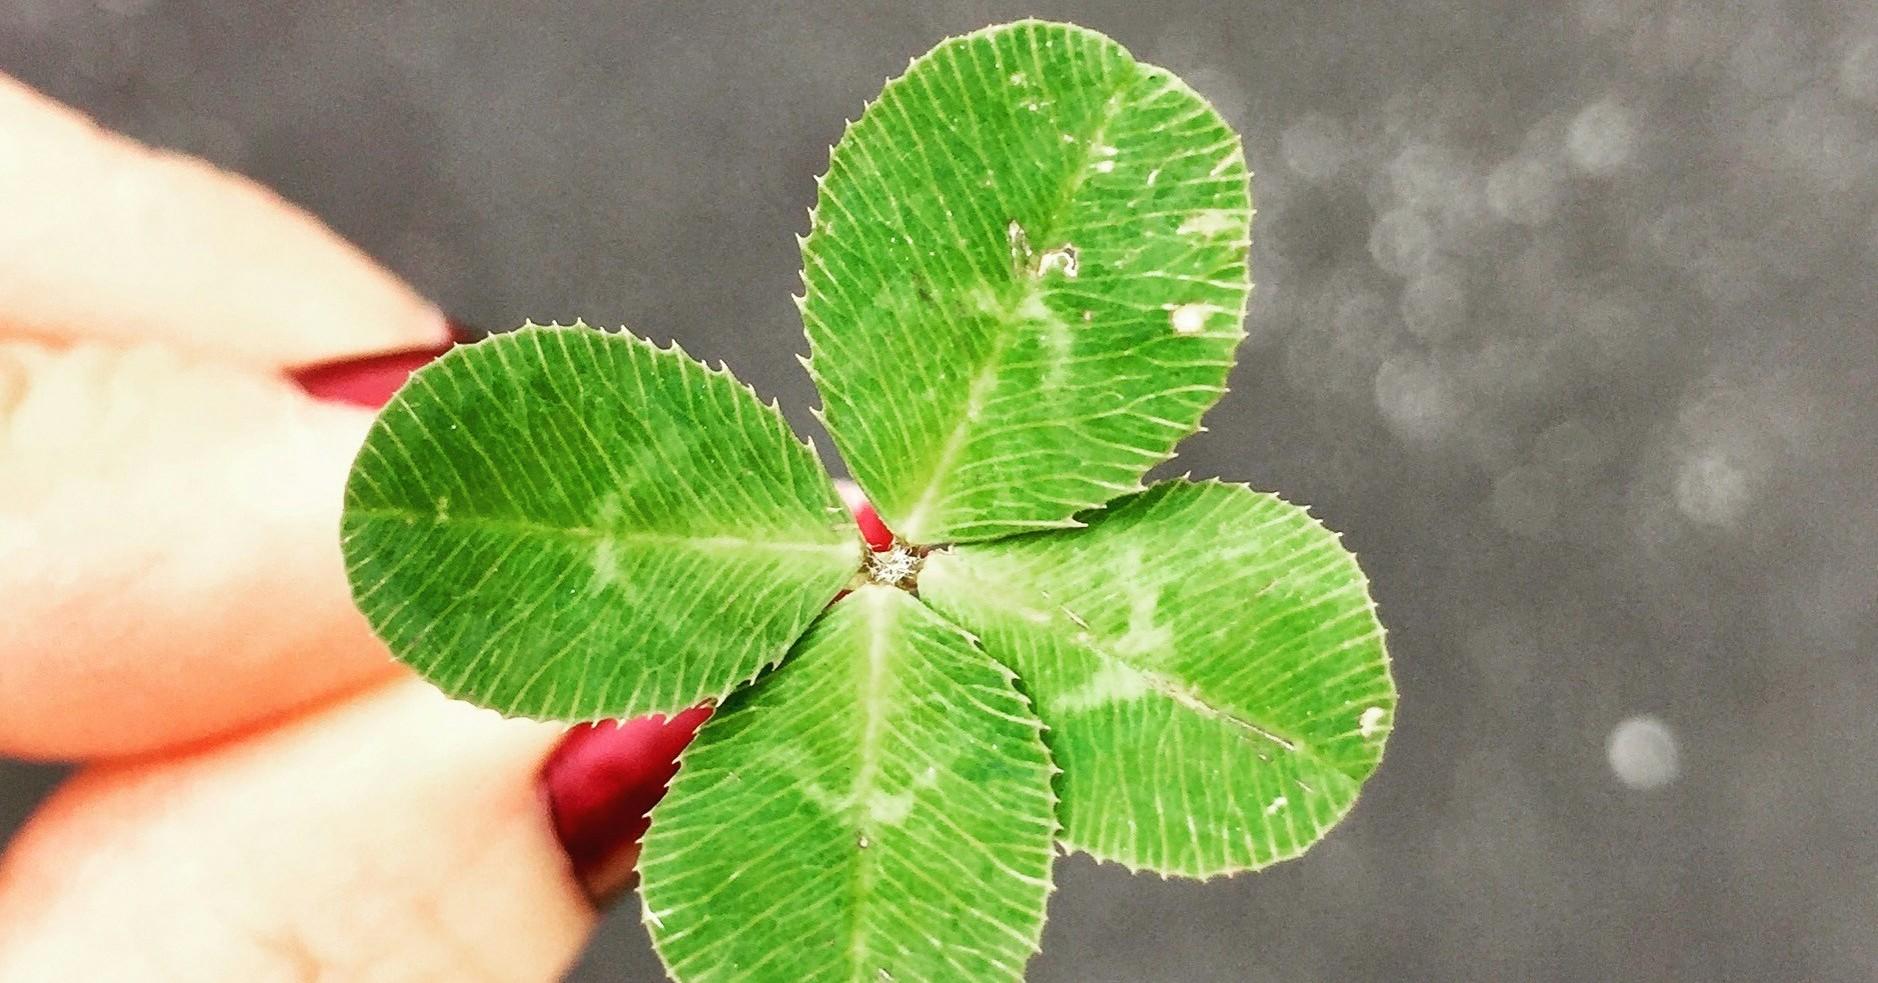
4, 0, 1876, 979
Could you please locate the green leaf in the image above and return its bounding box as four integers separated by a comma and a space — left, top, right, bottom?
919, 480, 1393, 878
639, 585, 1057, 982
802, 20, 1251, 544
341, 323, 860, 721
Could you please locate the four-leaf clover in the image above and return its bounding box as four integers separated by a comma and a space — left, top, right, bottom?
341, 20, 1394, 982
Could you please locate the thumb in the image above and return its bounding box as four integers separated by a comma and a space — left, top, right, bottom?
0, 680, 593, 981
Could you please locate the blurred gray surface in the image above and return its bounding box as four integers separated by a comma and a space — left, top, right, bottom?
4, 0, 1877, 980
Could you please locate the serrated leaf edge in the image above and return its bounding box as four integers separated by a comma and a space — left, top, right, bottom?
926, 476, 1395, 881
341, 320, 864, 725
795, 19, 1254, 546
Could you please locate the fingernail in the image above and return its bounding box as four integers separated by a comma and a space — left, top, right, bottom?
853, 501, 895, 551
291, 317, 482, 409
835, 481, 896, 551
540, 705, 712, 907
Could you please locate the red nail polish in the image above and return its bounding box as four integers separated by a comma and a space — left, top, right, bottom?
291, 318, 481, 408
540, 705, 712, 906
853, 501, 895, 551
836, 482, 896, 551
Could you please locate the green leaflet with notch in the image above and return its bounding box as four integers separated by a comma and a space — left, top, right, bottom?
920, 480, 1393, 878
802, 20, 1251, 545
639, 585, 1057, 982
340, 323, 860, 721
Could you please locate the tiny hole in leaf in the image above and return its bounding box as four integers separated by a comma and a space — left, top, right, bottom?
1037, 243, 1079, 278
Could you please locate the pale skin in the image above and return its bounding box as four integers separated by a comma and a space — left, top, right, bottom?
0, 75, 597, 978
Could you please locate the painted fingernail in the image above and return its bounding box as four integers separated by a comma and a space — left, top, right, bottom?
291, 317, 482, 408
853, 501, 894, 551
540, 705, 712, 907
835, 481, 896, 551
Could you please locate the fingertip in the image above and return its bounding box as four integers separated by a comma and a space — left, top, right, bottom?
290, 319, 480, 408
0, 341, 396, 759
0, 77, 457, 368
540, 706, 712, 907
0, 681, 597, 979
834, 480, 895, 551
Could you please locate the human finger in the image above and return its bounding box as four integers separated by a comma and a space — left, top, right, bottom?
0, 680, 595, 981
0, 75, 446, 367
0, 339, 436, 758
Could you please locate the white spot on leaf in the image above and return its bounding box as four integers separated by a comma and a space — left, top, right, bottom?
1030, 294, 1074, 388
1037, 244, 1079, 278
1170, 303, 1211, 335
1176, 210, 1241, 237
1264, 795, 1288, 815
1007, 220, 1032, 273
1055, 661, 1153, 712
1112, 548, 1174, 659
1359, 705, 1387, 738
591, 539, 622, 593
